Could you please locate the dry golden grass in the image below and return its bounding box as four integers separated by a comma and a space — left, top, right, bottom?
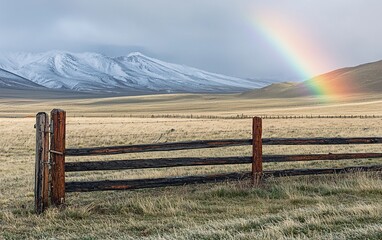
1, 93, 382, 239
1, 92, 382, 117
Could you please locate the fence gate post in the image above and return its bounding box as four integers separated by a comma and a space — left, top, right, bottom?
35, 112, 50, 214
50, 109, 66, 207
252, 117, 263, 185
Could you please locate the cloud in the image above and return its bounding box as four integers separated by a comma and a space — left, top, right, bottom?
0, 0, 382, 80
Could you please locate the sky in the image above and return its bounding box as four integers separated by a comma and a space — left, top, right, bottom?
0, 0, 382, 81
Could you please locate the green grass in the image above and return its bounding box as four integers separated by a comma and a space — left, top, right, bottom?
2, 172, 382, 239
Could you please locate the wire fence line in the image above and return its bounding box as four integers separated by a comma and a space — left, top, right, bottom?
67, 114, 382, 119
66, 127, 382, 134
2, 113, 382, 120
66, 119, 224, 125
66, 118, 382, 126
66, 125, 382, 131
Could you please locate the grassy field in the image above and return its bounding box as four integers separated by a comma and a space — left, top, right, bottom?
1, 92, 382, 118
1, 94, 382, 239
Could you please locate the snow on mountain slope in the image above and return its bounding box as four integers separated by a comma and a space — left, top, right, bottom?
0, 51, 127, 91
0, 51, 274, 93
116, 52, 268, 91
0, 67, 45, 89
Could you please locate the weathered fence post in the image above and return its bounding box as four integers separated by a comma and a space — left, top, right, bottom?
35, 112, 50, 214
50, 109, 66, 207
252, 117, 263, 185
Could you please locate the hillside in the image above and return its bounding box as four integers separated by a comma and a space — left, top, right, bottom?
242, 60, 382, 98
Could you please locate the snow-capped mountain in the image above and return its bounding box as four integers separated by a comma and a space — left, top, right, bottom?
0, 51, 274, 94
0, 67, 45, 89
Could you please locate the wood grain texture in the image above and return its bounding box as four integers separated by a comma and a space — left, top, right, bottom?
252, 117, 262, 184
35, 112, 49, 214
64, 153, 382, 172
65, 138, 382, 157
50, 109, 66, 206
65, 157, 252, 172
262, 137, 382, 145
65, 165, 382, 192
66, 139, 252, 156
263, 153, 382, 162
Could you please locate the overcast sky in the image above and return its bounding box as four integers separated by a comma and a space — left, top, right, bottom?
0, 0, 381, 81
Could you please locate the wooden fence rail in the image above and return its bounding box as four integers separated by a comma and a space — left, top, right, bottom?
65, 139, 252, 156
35, 109, 382, 214
65, 137, 382, 157
65, 165, 382, 193
64, 153, 382, 172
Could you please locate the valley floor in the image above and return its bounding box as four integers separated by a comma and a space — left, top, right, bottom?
1, 92, 382, 117
1, 93, 382, 239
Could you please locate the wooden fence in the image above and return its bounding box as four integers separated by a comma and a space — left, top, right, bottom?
34, 109, 382, 214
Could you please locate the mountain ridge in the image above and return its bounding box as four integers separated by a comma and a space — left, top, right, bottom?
0, 51, 274, 94
0, 67, 46, 90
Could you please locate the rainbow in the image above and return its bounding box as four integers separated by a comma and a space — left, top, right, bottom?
249, 11, 352, 100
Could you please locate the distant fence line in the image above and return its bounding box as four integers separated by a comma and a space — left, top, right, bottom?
68, 114, 382, 119
34, 109, 382, 214
6, 113, 382, 119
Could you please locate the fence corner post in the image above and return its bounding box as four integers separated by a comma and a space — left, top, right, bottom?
35, 112, 50, 214
50, 109, 66, 207
252, 117, 263, 185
